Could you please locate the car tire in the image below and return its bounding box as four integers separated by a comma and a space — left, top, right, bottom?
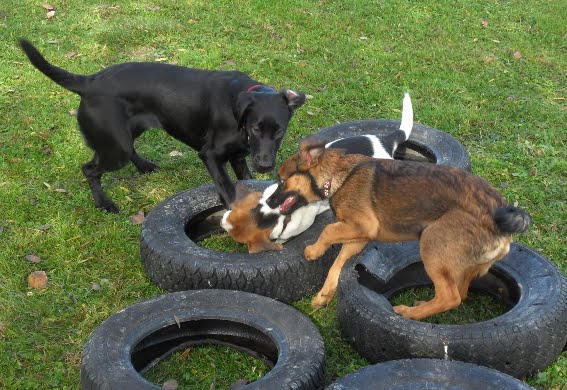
326, 359, 534, 389
336, 241, 567, 378
140, 180, 338, 303
81, 289, 326, 390
313, 120, 471, 171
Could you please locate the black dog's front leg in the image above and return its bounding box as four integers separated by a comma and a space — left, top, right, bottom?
199, 148, 236, 207
229, 156, 252, 180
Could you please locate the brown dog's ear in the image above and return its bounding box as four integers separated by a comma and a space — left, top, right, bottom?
281, 89, 306, 111
299, 135, 327, 167
248, 235, 284, 254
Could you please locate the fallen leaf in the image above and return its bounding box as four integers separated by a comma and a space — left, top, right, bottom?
305, 94, 314, 99
25, 254, 42, 263
37, 224, 51, 231
179, 348, 192, 359
359, 36, 368, 40
224, 59, 236, 66
64, 51, 77, 58
69, 109, 78, 116
46, 10, 56, 19
28, 271, 48, 289
42, 146, 52, 155
47, 40, 59, 44
129, 210, 145, 225
307, 111, 315, 116
512, 50, 522, 59
481, 19, 489, 28
146, 5, 161, 11
55, 188, 68, 193
169, 150, 183, 157
513, 201, 519, 207
42, 3, 55, 11
91, 283, 101, 291
43, 182, 51, 189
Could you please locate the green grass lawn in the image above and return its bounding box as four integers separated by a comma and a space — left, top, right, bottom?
1, 0, 565, 389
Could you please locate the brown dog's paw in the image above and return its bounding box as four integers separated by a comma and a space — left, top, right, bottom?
393, 304, 416, 319
304, 244, 322, 261
311, 291, 332, 310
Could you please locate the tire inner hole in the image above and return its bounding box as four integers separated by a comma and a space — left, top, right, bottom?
356, 261, 521, 325
132, 319, 277, 386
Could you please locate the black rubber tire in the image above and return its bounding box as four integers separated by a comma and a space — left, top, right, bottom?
81, 289, 326, 390
336, 241, 567, 379
313, 120, 471, 172
141, 180, 338, 303
326, 359, 534, 389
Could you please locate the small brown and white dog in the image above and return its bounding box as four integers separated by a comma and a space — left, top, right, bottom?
221, 94, 413, 253
265, 134, 531, 320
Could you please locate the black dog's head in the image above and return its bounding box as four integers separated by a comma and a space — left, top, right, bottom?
235, 88, 305, 173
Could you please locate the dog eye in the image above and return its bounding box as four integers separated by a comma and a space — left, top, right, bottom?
275, 127, 284, 138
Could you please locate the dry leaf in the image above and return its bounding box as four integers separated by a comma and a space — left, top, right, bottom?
481, 19, 489, 28
46, 10, 56, 19
224, 59, 236, 66
25, 254, 42, 263
37, 224, 51, 231
512, 50, 522, 59
28, 271, 48, 289
69, 109, 78, 116
55, 188, 68, 193
169, 150, 183, 157
64, 51, 77, 58
146, 5, 161, 11
307, 111, 315, 116
129, 210, 145, 225
43, 182, 51, 189
42, 3, 55, 11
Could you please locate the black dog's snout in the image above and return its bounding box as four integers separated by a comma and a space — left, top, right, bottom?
253, 154, 274, 172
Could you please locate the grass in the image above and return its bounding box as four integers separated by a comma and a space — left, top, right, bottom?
0, 0, 565, 388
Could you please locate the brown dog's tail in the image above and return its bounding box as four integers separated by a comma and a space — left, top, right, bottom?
18, 38, 86, 95
493, 206, 531, 234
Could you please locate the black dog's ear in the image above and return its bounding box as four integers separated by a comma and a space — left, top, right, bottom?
235, 92, 254, 129
281, 90, 306, 111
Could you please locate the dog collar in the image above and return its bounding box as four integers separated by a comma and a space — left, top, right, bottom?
247, 84, 276, 93
322, 180, 332, 198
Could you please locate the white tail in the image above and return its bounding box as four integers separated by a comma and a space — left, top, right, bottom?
399, 92, 413, 140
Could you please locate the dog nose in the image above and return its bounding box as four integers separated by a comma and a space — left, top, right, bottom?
254, 155, 274, 172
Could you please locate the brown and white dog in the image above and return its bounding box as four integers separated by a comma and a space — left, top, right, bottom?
266, 136, 531, 320
221, 94, 413, 253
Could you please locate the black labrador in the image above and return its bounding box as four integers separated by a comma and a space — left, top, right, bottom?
18, 39, 305, 213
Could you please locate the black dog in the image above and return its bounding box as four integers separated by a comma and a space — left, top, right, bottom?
18, 39, 305, 213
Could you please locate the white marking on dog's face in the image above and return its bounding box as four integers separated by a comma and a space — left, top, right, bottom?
259, 183, 281, 215
220, 210, 233, 232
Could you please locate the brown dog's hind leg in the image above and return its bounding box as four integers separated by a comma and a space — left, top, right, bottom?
393, 217, 467, 320
311, 241, 367, 310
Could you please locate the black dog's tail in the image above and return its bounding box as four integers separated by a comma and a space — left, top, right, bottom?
493, 206, 532, 234
18, 38, 86, 95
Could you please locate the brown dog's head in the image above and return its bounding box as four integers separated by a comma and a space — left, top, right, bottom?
266, 136, 334, 213
221, 183, 283, 253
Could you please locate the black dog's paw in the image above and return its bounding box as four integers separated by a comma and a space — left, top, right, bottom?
98, 202, 120, 214
135, 160, 159, 174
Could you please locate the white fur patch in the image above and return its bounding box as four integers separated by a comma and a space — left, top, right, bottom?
220, 210, 233, 232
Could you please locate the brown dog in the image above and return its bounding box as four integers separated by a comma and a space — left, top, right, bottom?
266, 136, 531, 320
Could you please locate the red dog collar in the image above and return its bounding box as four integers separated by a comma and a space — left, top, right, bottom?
247, 84, 276, 93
